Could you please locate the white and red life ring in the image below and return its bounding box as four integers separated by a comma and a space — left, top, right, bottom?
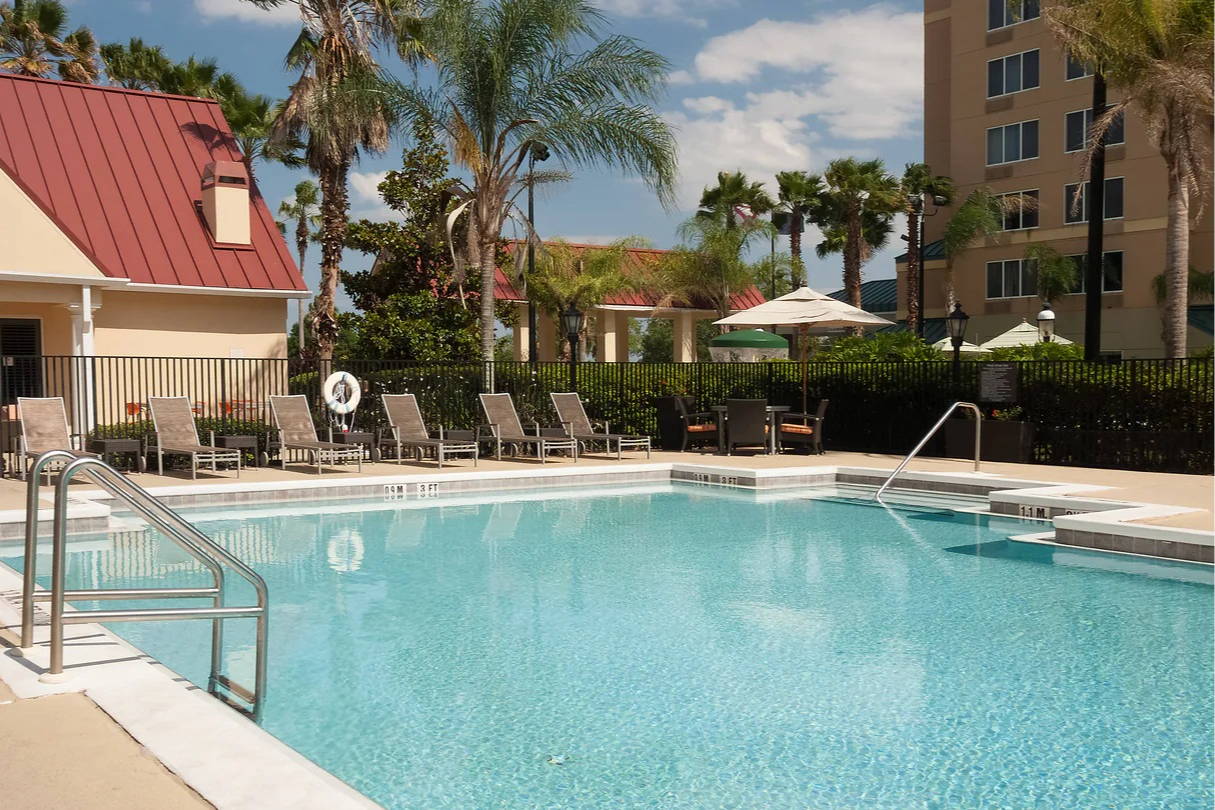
322, 371, 361, 415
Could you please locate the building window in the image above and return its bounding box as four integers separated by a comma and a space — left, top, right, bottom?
999, 190, 1040, 230
1064, 177, 1125, 223
1066, 251, 1124, 293
1066, 51, 1094, 80
1064, 109, 1125, 153
989, 0, 1040, 30
986, 258, 1039, 299
986, 120, 1040, 166
987, 50, 1041, 98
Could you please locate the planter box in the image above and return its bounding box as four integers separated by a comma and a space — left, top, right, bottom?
653, 396, 695, 451
945, 419, 1037, 464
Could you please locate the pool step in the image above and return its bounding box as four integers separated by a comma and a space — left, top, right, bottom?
805, 483, 991, 513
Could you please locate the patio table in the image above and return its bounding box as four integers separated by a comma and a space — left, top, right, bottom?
709, 405, 790, 455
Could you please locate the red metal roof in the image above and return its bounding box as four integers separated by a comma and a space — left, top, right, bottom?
495, 242, 765, 311
0, 73, 304, 292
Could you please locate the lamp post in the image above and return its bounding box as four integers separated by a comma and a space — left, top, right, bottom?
1036, 301, 1056, 343
945, 302, 969, 384
908, 193, 948, 338
559, 305, 584, 392
526, 142, 549, 363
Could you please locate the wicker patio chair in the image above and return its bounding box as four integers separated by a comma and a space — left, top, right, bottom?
269, 395, 363, 474
778, 399, 829, 455
477, 393, 577, 463
15, 397, 100, 482
379, 394, 478, 468
675, 397, 718, 452
148, 397, 242, 479
549, 392, 651, 460
725, 399, 770, 455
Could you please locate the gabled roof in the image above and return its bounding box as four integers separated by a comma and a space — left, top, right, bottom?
0, 73, 304, 292
827, 278, 898, 314
494, 242, 766, 311
894, 238, 946, 264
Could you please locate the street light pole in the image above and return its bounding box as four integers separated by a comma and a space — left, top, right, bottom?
526, 143, 549, 364
946, 302, 969, 388
560, 306, 585, 392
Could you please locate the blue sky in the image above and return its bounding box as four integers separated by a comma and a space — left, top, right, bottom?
65, 0, 924, 305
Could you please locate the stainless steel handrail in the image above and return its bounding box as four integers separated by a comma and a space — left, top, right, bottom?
875, 401, 982, 503
22, 452, 269, 721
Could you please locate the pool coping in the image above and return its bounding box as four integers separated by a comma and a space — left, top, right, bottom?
0, 459, 1210, 810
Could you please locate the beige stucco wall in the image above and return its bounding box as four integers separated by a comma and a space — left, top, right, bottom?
0, 170, 106, 279
93, 291, 288, 359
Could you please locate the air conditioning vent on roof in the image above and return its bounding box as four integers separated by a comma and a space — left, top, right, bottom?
201, 161, 250, 245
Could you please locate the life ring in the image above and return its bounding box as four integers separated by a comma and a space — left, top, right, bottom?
322, 371, 361, 414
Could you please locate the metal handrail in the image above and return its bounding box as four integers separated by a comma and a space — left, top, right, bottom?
22, 452, 269, 721
875, 401, 982, 503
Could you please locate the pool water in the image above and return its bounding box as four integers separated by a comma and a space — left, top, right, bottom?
20, 485, 1215, 808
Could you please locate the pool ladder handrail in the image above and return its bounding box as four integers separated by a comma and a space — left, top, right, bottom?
875, 402, 982, 504
21, 451, 269, 722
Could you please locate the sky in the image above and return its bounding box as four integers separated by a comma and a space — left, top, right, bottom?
62, 0, 924, 307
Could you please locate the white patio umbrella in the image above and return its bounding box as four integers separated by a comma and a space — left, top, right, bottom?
979, 319, 1073, 350
714, 286, 894, 412
931, 337, 991, 354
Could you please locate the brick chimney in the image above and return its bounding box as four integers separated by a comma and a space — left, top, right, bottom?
201, 161, 250, 245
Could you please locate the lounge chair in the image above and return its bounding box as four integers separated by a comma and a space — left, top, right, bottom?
675, 397, 718, 452
148, 396, 241, 480
379, 394, 478, 468
549, 392, 651, 460
778, 399, 829, 455
725, 399, 770, 455
477, 393, 577, 463
269, 395, 363, 474
15, 397, 100, 481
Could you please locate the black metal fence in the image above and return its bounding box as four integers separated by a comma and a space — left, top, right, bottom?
1, 355, 1211, 474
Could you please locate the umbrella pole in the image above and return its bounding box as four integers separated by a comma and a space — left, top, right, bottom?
800, 324, 809, 414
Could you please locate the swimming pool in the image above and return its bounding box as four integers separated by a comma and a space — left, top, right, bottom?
22, 484, 1215, 808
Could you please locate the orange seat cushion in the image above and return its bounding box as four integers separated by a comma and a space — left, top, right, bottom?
686, 423, 716, 432
781, 424, 815, 435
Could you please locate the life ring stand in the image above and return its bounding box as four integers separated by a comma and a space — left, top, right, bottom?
322, 371, 361, 415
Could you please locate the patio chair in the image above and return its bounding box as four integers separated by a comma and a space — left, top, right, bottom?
15, 397, 100, 482
148, 397, 241, 480
550, 392, 651, 460
778, 399, 829, 455
269, 395, 363, 474
379, 394, 478, 468
675, 397, 718, 452
477, 393, 577, 463
725, 399, 770, 455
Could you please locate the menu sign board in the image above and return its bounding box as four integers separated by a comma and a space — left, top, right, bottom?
979, 363, 1019, 403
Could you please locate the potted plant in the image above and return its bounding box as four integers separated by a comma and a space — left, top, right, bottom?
945, 406, 1037, 464
652, 379, 694, 451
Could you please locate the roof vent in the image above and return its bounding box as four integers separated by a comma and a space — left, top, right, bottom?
201, 161, 250, 245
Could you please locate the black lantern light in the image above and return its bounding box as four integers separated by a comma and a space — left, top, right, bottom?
560, 305, 584, 390
946, 302, 969, 379
1036, 301, 1056, 343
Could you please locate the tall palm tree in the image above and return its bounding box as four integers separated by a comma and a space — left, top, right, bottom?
380, 0, 677, 362
250, 0, 422, 361
0, 0, 97, 82
1045, 0, 1213, 358
277, 180, 322, 272
941, 186, 1038, 304
223, 89, 307, 177
99, 37, 169, 90
525, 238, 640, 356
699, 170, 775, 230
897, 162, 953, 333
773, 170, 823, 289
816, 158, 899, 311
1024, 243, 1079, 305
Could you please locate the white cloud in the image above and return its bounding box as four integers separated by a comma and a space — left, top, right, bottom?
193, 0, 300, 26
349, 171, 388, 203
667, 69, 695, 86
596, 0, 726, 25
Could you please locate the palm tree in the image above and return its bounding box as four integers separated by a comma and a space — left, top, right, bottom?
222, 89, 307, 177
1044, 0, 1213, 358
250, 0, 421, 361
816, 158, 899, 311
897, 163, 953, 333
698, 171, 775, 230
1024, 244, 1079, 304
941, 186, 1038, 304
379, 0, 677, 363
99, 37, 169, 90
0, 0, 97, 82
773, 170, 823, 289
277, 180, 322, 272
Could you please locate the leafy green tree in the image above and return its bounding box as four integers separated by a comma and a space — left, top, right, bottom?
773, 170, 823, 288
699, 170, 776, 230
341, 116, 480, 361
0, 0, 97, 82
1024, 243, 1079, 304
378, 0, 678, 362
814, 332, 944, 362
897, 162, 953, 332
987, 342, 1085, 361
815, 158, 899, 311
638, 317, 715, 362
1044, 0, 1213, 358
99, 38, 169, 89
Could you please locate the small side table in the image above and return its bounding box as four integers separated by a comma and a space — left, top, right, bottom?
333, 431, 379, 463
215, 435, 259, 467
90, 437, 146, 473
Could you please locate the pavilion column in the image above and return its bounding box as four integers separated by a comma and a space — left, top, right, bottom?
512, 301, 530, 360
615, 315, 631, 362
673, 313, 696, 362
537, 311, 559, 361
597, 309, 618, 362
